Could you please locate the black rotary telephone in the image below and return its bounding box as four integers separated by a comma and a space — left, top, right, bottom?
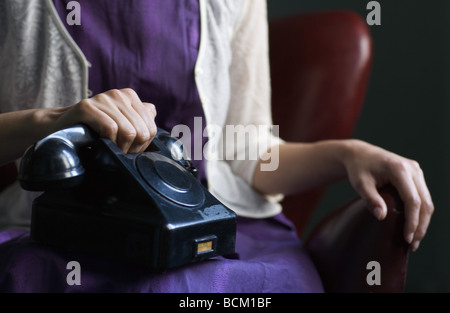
18, 125, 236, 270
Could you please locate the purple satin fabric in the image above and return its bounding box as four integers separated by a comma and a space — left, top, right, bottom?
0, 1, 325, 293
0, 215, 323, 293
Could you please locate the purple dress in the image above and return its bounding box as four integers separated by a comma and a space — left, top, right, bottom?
0, 0, 324, 293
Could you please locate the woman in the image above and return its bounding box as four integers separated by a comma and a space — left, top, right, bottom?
0, 0, 433, 292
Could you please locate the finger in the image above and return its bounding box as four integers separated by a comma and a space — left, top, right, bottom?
352, 174, 387, 220
389, 166, 421, 244
109, 89, 151, 153
134, 103, 158, 153
73, 99, 120, 143
121, 90, 158, 151
140, 102, 158, 138
410, 209, 432, 252
86, 92, 138, 153
410, 169, 434, 251
121, 88, 157, 120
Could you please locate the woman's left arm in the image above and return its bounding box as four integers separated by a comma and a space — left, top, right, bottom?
225, 0, 434, 251
252, 139, 434, 252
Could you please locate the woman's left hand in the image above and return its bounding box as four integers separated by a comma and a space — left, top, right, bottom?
342, 140, 434, 251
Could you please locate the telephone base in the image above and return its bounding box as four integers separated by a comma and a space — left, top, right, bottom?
30, 191, 237, 270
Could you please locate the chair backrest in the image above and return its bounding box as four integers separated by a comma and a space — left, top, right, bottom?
269, 10, 373, 235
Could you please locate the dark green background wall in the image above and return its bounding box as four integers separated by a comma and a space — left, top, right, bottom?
267, 0, 450, 292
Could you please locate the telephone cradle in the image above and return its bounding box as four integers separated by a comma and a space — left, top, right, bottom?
18, 125, 236, 270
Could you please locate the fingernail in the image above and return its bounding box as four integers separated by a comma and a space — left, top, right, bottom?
374, 207, 384, 220
406, 233, 414, 244
411, 241, 420, 252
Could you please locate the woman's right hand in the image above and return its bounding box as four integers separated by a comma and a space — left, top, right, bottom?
54, 88, 158, 154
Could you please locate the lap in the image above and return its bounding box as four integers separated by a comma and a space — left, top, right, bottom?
0, 214, 324, 293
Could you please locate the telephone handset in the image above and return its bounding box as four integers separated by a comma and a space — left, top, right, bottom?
19, 125, 236, 270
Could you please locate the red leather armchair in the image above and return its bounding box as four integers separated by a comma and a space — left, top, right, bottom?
269, 11, 410, 292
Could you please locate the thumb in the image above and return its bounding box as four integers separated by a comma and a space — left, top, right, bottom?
353, 176, 387, 220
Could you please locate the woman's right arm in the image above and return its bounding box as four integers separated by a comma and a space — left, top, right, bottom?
0, 88, 157, 165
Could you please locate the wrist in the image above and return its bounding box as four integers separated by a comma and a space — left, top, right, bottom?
31, 106, 71, 136
337, 138, 367, 167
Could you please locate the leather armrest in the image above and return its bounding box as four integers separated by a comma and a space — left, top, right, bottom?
305, 185, 410, 293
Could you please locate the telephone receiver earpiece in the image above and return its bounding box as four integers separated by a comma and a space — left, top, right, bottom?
19, 125, 96, 191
